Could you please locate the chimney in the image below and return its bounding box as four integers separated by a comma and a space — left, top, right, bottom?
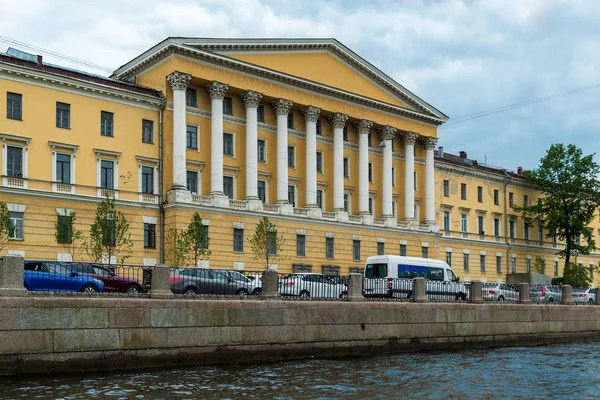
37, 55, 43, 64
459, 151, 467, 159
517, 167, 523, 175
438, 146, 444, 158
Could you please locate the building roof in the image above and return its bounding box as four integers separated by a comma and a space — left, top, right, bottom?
435, 149, 526, 181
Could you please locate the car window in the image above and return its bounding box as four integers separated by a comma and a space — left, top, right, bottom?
25, 262, 43, 271
198, 269, 212, 279
180, 269, 197, 277
93, 267, 113, 276
447, 269, 459, 282
228, 271, 248, 282
365, 263, 387, 279
427, 267, 444, 281
73, 263, 94, 274
47, 263, 73, 275
212, 271, 229, 281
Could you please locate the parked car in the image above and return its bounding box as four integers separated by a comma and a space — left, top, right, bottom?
482, 283, 519, 302
68, 262, 144, 295
530, 286, 562, 303
572, 288, 596, 304
170, 268, 255, 296
216, 269, 262, 295
24, 260, 104, 293
329, 276, 349, 286
278, 273, 348, 299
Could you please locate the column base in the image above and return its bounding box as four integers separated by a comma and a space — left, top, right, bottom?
307, 207, 322, 219
362, 214, 374, 225
247, 199, 264, 212
167, 188, 191, 204
404, 219, 419, 230
384, 216, 397, 228
278, 203, 294, 215
211, 194, 230, 208
335, 210, 349, 222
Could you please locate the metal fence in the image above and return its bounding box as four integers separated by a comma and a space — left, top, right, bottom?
170, 268, 263, 299
481, 283, 519, 303
529, 285, 563, 305
363, 278, 413, 301
426, 280, 468, 302
278, 273, 348, 300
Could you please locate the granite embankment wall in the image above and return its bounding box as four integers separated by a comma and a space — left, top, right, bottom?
1, 297, 600, 376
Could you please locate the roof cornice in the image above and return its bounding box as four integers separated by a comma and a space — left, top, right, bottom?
435, 160, 534, 190
115, 43, 446, 126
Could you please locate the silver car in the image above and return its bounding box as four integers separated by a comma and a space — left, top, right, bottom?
279, 273, 347, 299
170, 268, 254, 296
219, 270, 262, 296
530, 286, 563, 303
482, 283, 519, 302
572, 288, 596, 304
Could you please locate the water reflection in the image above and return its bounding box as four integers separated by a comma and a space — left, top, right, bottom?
1, 342, 600, 399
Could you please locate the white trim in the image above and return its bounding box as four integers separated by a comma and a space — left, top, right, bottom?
7, 250, 25, 257
7, 203, 26, 212
496, 252, 503, 257
445, 247, 453, 252
233, 222, 245, 229
421, 242, 429, 247
353, 234, 362, 241
143, 258, 157, 266
480, 250, 487, 255
56, 208, 74, 216
223, 131, 236, 158
143, 216, 158, 224
399, 240, 408, 245
326, 232, 336, 238
185, 123, 200, 151
233, 262, 245, 271
463, 249, 470, 254
137, 156, 159, 203
377, 237, 386, 243
257, 138, 268, 163
201, 219, 210, 226
51, 144, 77, 193
2, 136, 29, 188
223, 169, 237, 200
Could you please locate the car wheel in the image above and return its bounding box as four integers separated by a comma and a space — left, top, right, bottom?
498, 296, 505, 302
184, 287, 198, 296
81, 284, 98, 294
548, 297, 554, 304
236, 289, 249, 298
252, 288, 262, 296
299, 290, 310, 299
455, 293, 466, 301
340, 291, 348, 300
589, 299, 594, 305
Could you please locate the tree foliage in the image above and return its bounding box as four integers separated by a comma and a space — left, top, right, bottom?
249, 217, 286, 269
533, 256, 546, 275
165, 212, 211, 267
54, 210, 84, 262
516, 144, 600, 267
561, 262, 595, 288
0, 202, 9, 255
84, 196, 133, 266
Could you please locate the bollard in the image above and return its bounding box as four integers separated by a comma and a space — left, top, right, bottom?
518, 282, 531, 304
0, 255, 29, 297
347, 273, 364, 302
595, 288, 600, 305
412, 277, 428, 303
469, 281, 484, 304
150, 264, 174, 299
261, 269, 280, 300
561, 285, 574, 305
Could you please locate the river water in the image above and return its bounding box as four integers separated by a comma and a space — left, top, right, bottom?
1, 342, 599, 399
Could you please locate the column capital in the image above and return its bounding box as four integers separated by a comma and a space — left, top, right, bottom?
272, 98, 293, 115
240, 90, 263, 108
167, 71, 191, 91
302, 106, 321, 122
329, 112, 348, 129
379, 125, 397, 141
206, 81, 229, 100
424, 136, 438, 150
355, 119, 373, 135
403, 131, 419, 145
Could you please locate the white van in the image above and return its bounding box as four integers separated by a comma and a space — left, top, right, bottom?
363, 255, 468, 301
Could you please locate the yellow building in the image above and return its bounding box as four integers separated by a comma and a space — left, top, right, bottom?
1, 38, 598, 284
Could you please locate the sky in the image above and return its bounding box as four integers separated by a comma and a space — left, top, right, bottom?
1, 0, 599, 171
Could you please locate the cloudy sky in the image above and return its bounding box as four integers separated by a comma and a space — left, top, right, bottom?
2, 0, 599, 170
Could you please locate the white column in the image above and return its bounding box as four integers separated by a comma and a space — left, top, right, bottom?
207, 81, 229, 196
272, 98, 293, 204
356, 120, 373, 214
425, 137, 438, 224
167, 71, 191, 190
404, 132, 418, 221
241, 90, 263, 200
302, 106, 320, 207
380, 126, 396, 217
330, 113, 348, 211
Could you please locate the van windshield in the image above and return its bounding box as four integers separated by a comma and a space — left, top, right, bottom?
365, 263, 387, 278
447, 269, 459, 282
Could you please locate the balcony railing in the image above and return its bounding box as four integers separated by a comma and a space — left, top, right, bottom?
293, 207, 309, 216
229, 199, 248, 210
6, 176, 25, 188
322, 212, 336, 220
56, 183, 74, 193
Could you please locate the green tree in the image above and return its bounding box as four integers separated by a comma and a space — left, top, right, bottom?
561, 262, 595, 288
84, 196, 133, 266
515, 144, 600, 267
533, 256, 546, 275
0, 202, 9, 255
165, 227, 189, 267
54, 211, 84, 261
185, 212, 211, 267
249, 217, 286, 269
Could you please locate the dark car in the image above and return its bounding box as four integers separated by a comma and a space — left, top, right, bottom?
24, 260, 104, 293
69, 262, 143, 295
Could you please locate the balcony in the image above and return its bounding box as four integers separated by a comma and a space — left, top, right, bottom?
4, 176, 26, 188
140, 193, 158, 204
55, 183, 74, 193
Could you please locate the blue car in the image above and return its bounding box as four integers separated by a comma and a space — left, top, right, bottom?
24, 260, 105, 293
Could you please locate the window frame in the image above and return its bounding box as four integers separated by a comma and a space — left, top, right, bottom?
343, 157, 350, 178
257, 139, 267, 162
233, 228, 244, 253
56, 102, 70, 129
142, 119, 154, 144
377, 242, 385, 256
141, 166, 154, 194
296, 234, 306, 257
223, 175, 235, 199
186, 170, 199, 194
8, 211, 24, 240
316, 151, 324, 174
185, 87, 198, 107
287, 146, 296, 168
460, 183, 467, 200
7, 92, 22, 120
223, 132, 235, 157
55, 153, 72, 185
6, 145, 23, 178
353, 239, 361, 262
186, 125, 199, 150
100, 111, 114, 137
477, 186, 483, 203
57, 214, 73, 244
257, 105, 265, 123
144, 223, 156, 249
443, 180, 449, 197
325, 237, 335, 259
100, 160, 115, 190
223, 96, 233, 115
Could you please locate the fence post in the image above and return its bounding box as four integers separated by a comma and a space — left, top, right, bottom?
150, 264, 174, 299
595, 288, 600, 305
261, 269, 280, 300
561, 285, 574, 305
469, 281, 484, 304
412, 277, 428, 303
518, 282, 531, 304
347, 273, 364, 302
0, 255, 29, 297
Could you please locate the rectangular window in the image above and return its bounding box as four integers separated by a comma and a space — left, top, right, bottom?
287, 146, 295, 168
493, 218, 500, 237
414, 171, 417, 191
477, 186, 483, 203
257, 105, 265, 122
186, 125, 198, 149
443, 211, 450, 231
233, 228, 244, 252
100, 160, 114, 189
554, 260, 559, 276
523, 195, 529, 207
480, 255, 486, 272
344, 193, 350, 213
369, 197, 374, 215
56, 102, 70, 128
511, 257, 517, 273
422, 246, 428, 258
392, 167, 396, 187
400, 244, 407, 256
257, 180, 266, 203
288, 185, 295, 207
526, 258, 531, 273
57, 215, 72, 244
460, 183, 467, 200
509, 220, 515, 238
257, 139, 266, 162
477, 215, 484, 235
223, 97, 233, 115
443, 180, 449, 197
56, 153, 71, 184
7, 92, 22, 120
195, 225, 209, 251
460, 214, 468, 233
367, 131, 372, 147
538, 225, 544, 244
223, 176, 234, 199
185, 88, 197, 107
377, 242, 384, 256
287, 112, 294, 129
343, 125, 348, 141
100, 111, 114, 137
326, 237, 334, 259
8, 211, 24, 240
463, 253, 470, 271
353, 240, 361, 261
317, 152, 323, 173
494, 190, 499, 205
509, 192, 514, 207
368, 162, 373, 182
296, 234, 306, 257
316, 119, 322, 136
524, 223, 530, 241
223, 133, 234, 156
316, 189, 323, 210
446, 251, 452, 266
6, 146, 22, 178
141, 166, 154, 194
142, 119, 154, 143
496, 256, 502, 273
343, 157, 350, 178
144, 223, 156, 249
187, 171, 198, 194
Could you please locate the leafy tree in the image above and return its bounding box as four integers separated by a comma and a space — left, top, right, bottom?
533, 256, 546, 275
185, 212, 211, 267
84, 196, 133, 266
561, 262, 595, 288
515, 144, 600, 267
249, 217, 286, 269
54, 211, 84, 262
0, 202, 9, 255
165, 227, 189, 267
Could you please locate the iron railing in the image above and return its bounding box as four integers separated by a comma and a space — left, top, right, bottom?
278, 273, 348, 301
170, 268, 263, 299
